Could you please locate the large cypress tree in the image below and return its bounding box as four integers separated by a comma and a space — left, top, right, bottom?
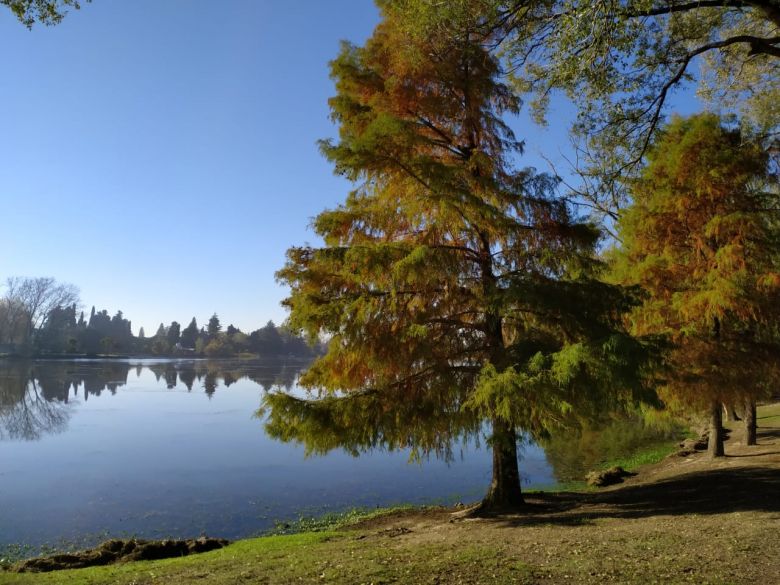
267, 6, 650, 511
612, 114, 780, 456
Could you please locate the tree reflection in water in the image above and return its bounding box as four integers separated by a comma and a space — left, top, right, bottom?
0, 362, 72, 441
0, 359, 306, 441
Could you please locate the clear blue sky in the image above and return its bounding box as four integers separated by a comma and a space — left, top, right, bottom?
0, 1, 699, 335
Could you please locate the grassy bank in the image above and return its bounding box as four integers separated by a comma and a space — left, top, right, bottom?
0, 529, 534, 585
597, 439, 681, 472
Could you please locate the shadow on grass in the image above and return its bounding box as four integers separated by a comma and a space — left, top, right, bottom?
492, 465, 780, 528
755, 428, 780, 440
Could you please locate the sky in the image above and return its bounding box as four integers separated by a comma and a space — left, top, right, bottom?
0, 1, 699, 335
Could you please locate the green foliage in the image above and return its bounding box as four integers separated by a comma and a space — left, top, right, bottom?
1, 0, 87, 28
207, 313, 222, 337
268, 7, 654, 499
465, 331, 658, 435
392, 0, 780, 220
612, 113, 780, 410
262, 382, 480, 462
151, 337, 170, 356
166, 321, 181, 346
203, 335, 234, 358
180, 318, 198, 349
230, 331, 249, 351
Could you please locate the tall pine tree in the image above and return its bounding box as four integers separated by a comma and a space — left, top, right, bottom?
267, 7, 651, 511
180, 317, 199, 349
612, 114, 780, 456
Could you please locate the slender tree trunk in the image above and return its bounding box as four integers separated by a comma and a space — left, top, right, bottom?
723, 403, 741, 422
482, 418, 524, 510
473, 223, 523, 511
708, 400, 725, 458
744, 397, 757, 446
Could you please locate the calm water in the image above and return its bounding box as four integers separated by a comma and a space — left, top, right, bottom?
0, 359, 555, 548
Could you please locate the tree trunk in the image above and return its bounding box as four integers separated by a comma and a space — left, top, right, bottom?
708, 400, 725, 458
744, 397, 757, 446
482, 418, 524, 510
723, 403, 741, 422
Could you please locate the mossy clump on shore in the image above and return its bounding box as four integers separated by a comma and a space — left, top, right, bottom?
11, 537, 229, 573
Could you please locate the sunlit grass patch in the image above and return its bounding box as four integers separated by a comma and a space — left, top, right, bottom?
0, 532, 338, 585
758, 402, 780, 423
0, 532, 534, 585
599, 441, 679, 472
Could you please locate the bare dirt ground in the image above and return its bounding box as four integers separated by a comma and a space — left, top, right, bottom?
346, 405, 780, 584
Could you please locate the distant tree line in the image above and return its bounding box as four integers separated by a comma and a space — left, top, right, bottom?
0, 276, 321, 359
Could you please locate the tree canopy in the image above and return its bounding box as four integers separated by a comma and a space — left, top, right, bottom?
612, 113, 780, 455
1, 0, 88, 27
0, 277, 79, 346
269, 7, 653, 510
207, 313, 222, 337
393, 0, 780, 220
180, 317, 199, 349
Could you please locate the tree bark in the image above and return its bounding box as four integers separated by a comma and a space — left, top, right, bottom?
744, 397, 757, 446
708, 400, 725, 458
482, 418, 524, 510
723, 403, 741, 421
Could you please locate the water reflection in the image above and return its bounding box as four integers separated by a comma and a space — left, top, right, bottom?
542, 415, 685, 482
0, 358, 510, 549
0, 358, 685, 555
0, 363, 72, 441
0, 359, 306, 441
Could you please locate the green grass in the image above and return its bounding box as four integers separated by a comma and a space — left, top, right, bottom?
0, 532, 336, 585
0, 506, 419, 569
723, 402, 779, 433
0, 506, 450, 585
758, 402, 780, 423
597, 440, 679, 473
0, 531, 533, 585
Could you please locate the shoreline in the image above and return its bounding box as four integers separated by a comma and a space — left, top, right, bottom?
2, 404, 777, 583
0, 426, 686, 563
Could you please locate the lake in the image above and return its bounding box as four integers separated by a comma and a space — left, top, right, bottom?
0, 359, 556, 549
